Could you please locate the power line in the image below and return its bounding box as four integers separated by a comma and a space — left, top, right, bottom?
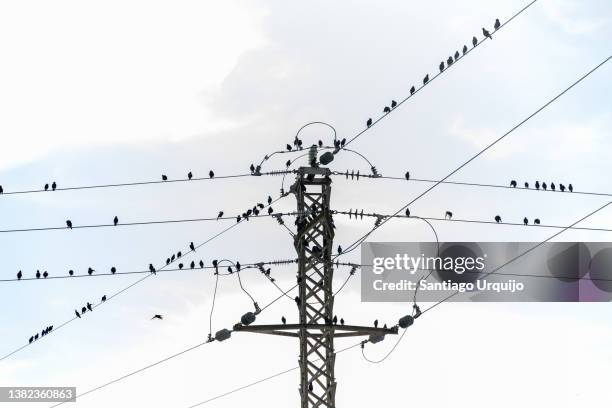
338, 0, 539, 152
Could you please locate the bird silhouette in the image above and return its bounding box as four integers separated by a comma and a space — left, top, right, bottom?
391, 100, 397, 109
190, 261, 195, 269
149, 264, 156, 274
286, 144, 292, 151
560, 184, 566, 192
423, 74, 429, 84
36, 270, 41, 279
29, 336, 34, 343
462, 45, 468, 55
523, 217, 528, 226
445, 211, 453, 220
285, 159, 291, 168
88, 267, 94, 275
34, 333, 39, 340
374, 319, 378, 328
366, 118, 373, 127
410, 86, 415, 95
524, 182, 529, 189
340, 318, 345, 325
17, 271, 22, 280
333, 315, 338, 325
281, 316, 287, 325
472, 36, 478, 47
405, 208, 410, 217
294, 296, 300, 306
44, 183, 49, 191
69, 269, 74, 276
405, 171, 410, 180
199, 260, 204, 268
162, 175, 168, 181
0, 185, 3, 194
87, 302, 93, 312
535, 181, 540, 190
447, 56, 453, 66
66, 220, 72, 229
494, 18, 501, 30
52, 182, 57, 191
113, 216, 119, 226
542, 182, 547, 190
268, 207, 273, 215
209, 170, 214, 178
110, 267, 116, 274
337, 245, 342, 254
177, 251, 182, 258
43, 271, 48, 278
534, 219, 541, 225
569, 184, 573, 192
179, 263, 184, 270
510, 180, 517, 188
188, 171, 193, 180
81, 306, 86, 314
101, 295, 106, 302
454, 50, 460, 61
189, 242, 195, 252
215, 211, 224, 221
439, 61, 445, 72
482, 27, 492, 39
151, 314, 163, 320
551, 183, 556, 191
308, 382, 314, 392
383, 106, 391, 114
495, 215, 502, 223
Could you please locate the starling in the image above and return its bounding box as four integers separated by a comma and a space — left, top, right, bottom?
472, 36, 478, 47
52, 182, 57, 191
391, 100, 397, 108
366, 118, 373, 127
268, 195, 272, 205
217, 211, 224, 220
462, 45, 468, 55
209, 170, 214, 178
87, 302, 93, 312
510, 180, 517, 187
439, 61, 445, 72
374, 319, 378, 328
569, 184, 573, 192
410, 86, 415, 95
111, 267, 116, 274
494, 18, 501, 30
523, 217, 528, 226
69, 270, 74, 276
17, 270, 22, 280
423, 74, 429, 84
43, 271, 48, 278
199, 260, 204, 268
188, 171, 193, 180
162, 175, 168, 181
281, 316, 287, 325
189, 242, 195, 252
405, 208, 410, 217
482, 27, 492, 39
44, 183, 49, 191
383, 106, 391, 113
88, 267, 94, 275
534, 219, 541, 225
66, 220, 73, 229
149, 264, 156, 274
101, 295, 106, 302
405, 171, 410, 180
36, 270, 41, 279
190, 261, 195, 269
113, 216, 118, 226
495, 215, 502, 223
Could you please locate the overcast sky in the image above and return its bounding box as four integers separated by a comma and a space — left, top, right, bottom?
1, 0, 611, 407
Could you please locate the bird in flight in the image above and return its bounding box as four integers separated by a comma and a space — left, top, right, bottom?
151, 314, 163, 320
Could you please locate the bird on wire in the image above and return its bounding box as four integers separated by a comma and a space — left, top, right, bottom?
151, 314, 163, 320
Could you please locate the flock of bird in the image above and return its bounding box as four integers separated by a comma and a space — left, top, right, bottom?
363, 19, 501, 129
235, 195, 274, 223
16, 266, 112, 280
510, 179, 574, 192
28, 324, 54, 344
161, 171, 214, 181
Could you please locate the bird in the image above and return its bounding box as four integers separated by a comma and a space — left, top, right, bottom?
17, 271, 22, 280
454, 50, 460, 61
199, 260, 204, 268
268, 195, 273, 205
410, 86, 415, 95
44, 183, 49, 191
69, 269, 74, 276
113, 216, 118, 226
445, 211, 453, 220
404, 208, 410, 217
340, 318, 345, 325
569, 184, 573, 192
535, 181, 540, 190
318, 140, 323, 147
110, 267, 116, 274
534, 218, 541, 225
423, 74, 429, 85
189, 242, 195, 252
88, 267, 94, 275
0, 185, 3, 194
268, 207, 273, 215
494, 18, 501, 30
366, 118, 373, 127
66, 220, 72, 229
179, 263, 184, 269
43, 271, 48, 278
190, 261, 195, 269
188, 171, 193, 180
29, 336, 34, 344
510, 180, 517, 188
495, 215, 502, 223
217, 211, 224, 220
151, 314, 163, 320
34, 333, 39, 340
286, 144, 292, 151
559, 184, 566, 192
551, 183, 556, 191
36, 270, 41, 279
52, 182, 57, 191
472, 36, 478, 47
177, 251, 182, 258
391, 100, 397, 109
524, 182, 529, 189
281, 316, 287, 325
383, 106, 391, 113
209, 170, 214, 178
81, 306, 86, 314
447, 56, 453, 66
101, 295, 106, 302
337, 245, 342, 254
462, 44, 468, 55
162, 174, 168, 181
333, 315, 338, 325
542, 182, 547, 191
374, 319, 378, 328
439, 61, 445, 72
405, 171, 410, 180
482, 27, 492, 39
308, 382, 313, 392
285, 159, 291, 168
294, 296, 301, 306
87, 302, 93, 312
523, 217, 528, 226
149, 264, 156, 274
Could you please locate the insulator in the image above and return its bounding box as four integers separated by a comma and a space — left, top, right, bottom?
320, 151, 334, 165
368, 334, 385, 344
399, 315, 414, 329
241, 312, 256, 326
309, 145, 318, 167
215, 329, 232, 342
370, 166, 381, 177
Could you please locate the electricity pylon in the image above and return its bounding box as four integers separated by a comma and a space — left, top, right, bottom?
234, 164, 396, 408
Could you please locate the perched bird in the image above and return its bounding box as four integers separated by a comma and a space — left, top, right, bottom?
110, 267, 116, 274
149, 264, 156, 274
286, 144, 292, 151
535, 181, 540, 190
445, 211, 453, 220
209, 170, 214, 178
190, 261, 195, 269
494, 18, 501, 30
0, 185, 3, 194
268, 195, 273, 205
69, 269, 74, 276
17, 270, 22, 280
447, 56, 453, 66
52, 182, 57, 191
113, 216, 118, 226
281, 316, 287, 325
510, 180, 517, 188
151, 314, 163, 320
81, 306, 87, 314
410, 86, 415, 95
340, 318, 345, 325
43, 271, 48, 278
337, 245, 343, 254
318, 139, 323, 147
405, 208, 410, 217
551, 183, 556, 191
542, 182, 547, 191
495, 215, 502, 223
268, 207, 273, 215
482, 27, 492, 39
472, 36, 478, 47
423, 74, 429, 85
178, 263, 184, 270
534, 219, 541, 225
294, 296, 301, 306
66, 220, 72, 229
569, 184, 573, 192
285, 159, 291, 168
188, 171, 193, 180
523, 217, 528, 226
524, 182, 529, 189
189, 241, 195, 252
560, 184, 566, 192
87, 302, 93, 312
333, 315, 338, 325
217, 211, 224, 220
88, 267, 94, 275
199, 260, 204, 268
34, 333, 39, 340
177, 251, 182, 258
462, 44, 468, 55
29, 336, 34, 344
374, 319, 378, 328
454, 50, 460, 61
391, 100, 397, 109
36, 270, 41, 279
101, 295, 106, 302
439, 61, 445, 72
44, 183, 49, 191
405, 171, 410, 180
366, 118, 373, 127
383, 106, 391, 114
308, 382, 314, 392
162, 175, 168, 181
